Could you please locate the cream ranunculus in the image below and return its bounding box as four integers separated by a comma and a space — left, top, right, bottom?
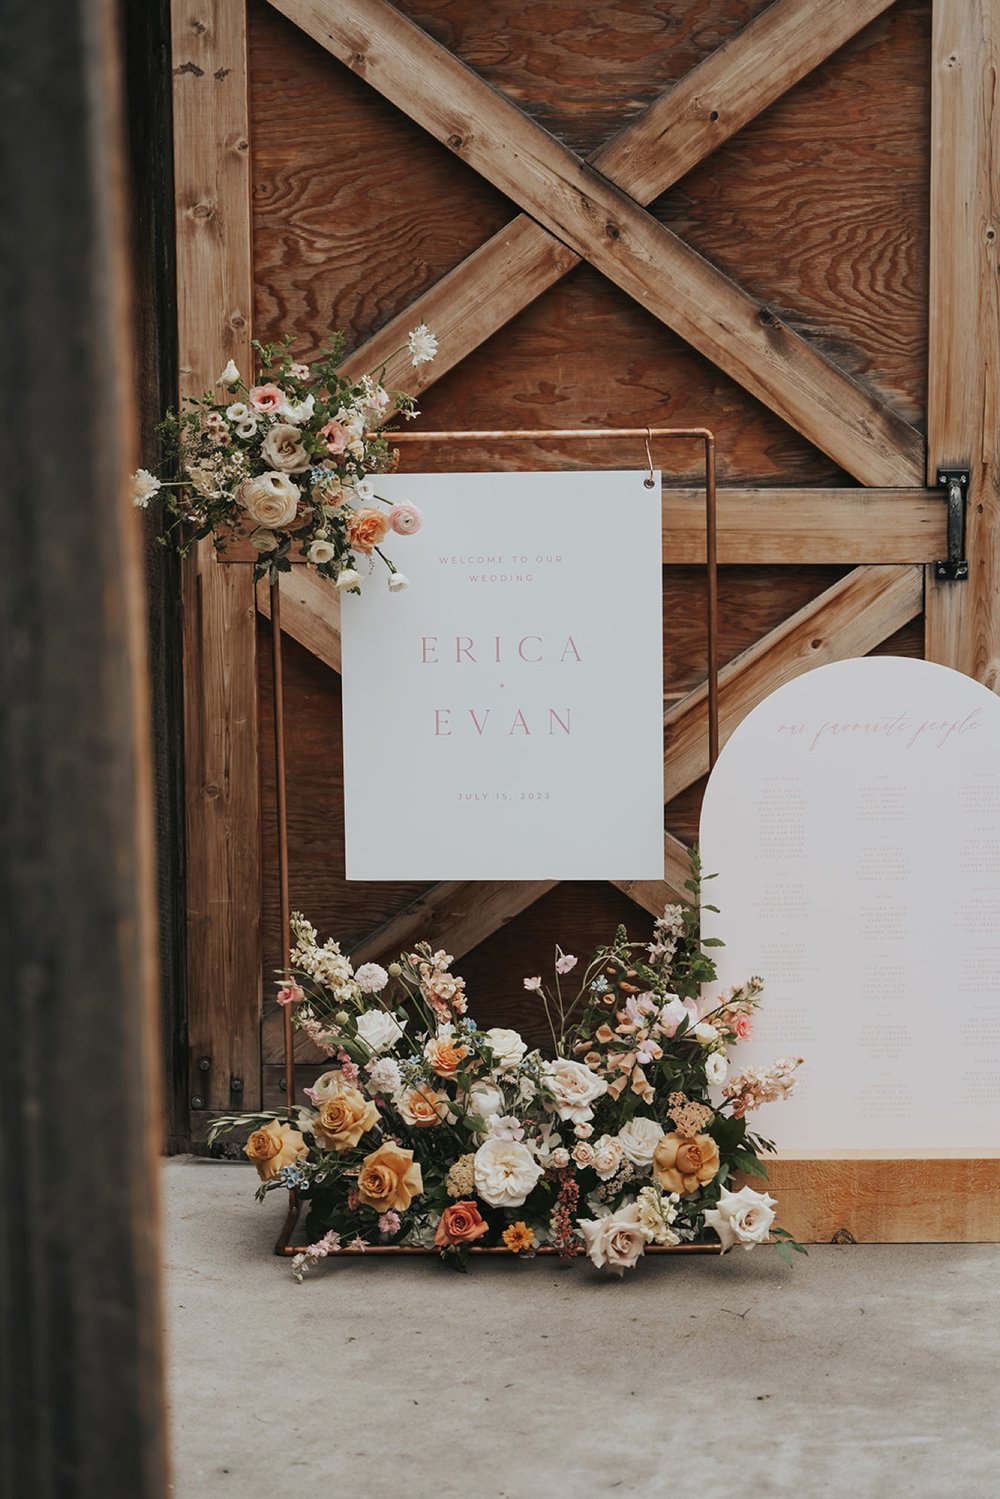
261, 422, 311, 473
473, 1137, 543, 1207
578, 1203, 648, 1276
310, 1069, 350, 1104
484, 1026, 527, 1072
237, 471, 300, 528
541, 1057, 608, 1124
617, 1115, 665, 1170
704, 1185, 777, 1251
355, 1008, 404, 1053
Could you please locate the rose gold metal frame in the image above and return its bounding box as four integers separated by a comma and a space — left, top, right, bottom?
269, 426, 720, 1258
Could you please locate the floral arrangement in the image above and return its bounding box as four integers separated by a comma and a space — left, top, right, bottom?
130, 325, 438, 591
212, 862, 805, 1276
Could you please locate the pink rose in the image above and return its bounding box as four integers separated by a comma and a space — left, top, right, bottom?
248, 383, 285, 412
578, 1203, 648, 1276
319, 419, 347, 455
733, 1014, 753, 1040
388, 503, 422, 535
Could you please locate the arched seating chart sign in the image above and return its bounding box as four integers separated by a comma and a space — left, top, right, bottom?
701, 657, 1000, 1155
341, 469, 664, 880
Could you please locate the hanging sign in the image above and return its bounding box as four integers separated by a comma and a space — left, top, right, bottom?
341, 470, 664, 880
700, 656, 1000, 1153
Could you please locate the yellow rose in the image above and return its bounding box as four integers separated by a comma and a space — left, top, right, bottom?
244, 1119, 308, 1182
652, 1131, 721, 1195
356, 1142, 423, 1213
312, 1086, 379, 1152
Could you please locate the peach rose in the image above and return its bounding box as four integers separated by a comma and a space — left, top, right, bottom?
346, 507, 390, 554
652, 1131, 721, 1195
397, 1085, 448, 1128
424, 1036, 469, 1079
434, 1200, 489, 1248
243, 1119, 307, 1181
312, 1086, 379, 1152
356, 1142, 423, 1213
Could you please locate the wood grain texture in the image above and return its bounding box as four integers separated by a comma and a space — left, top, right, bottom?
761, 1157, 1000, 1243
172, 2, 262, 1111
225, 486, 946, 567
664, 565, 925, 801
336, 0, 902, 397
256, 569, 341, 672
924, 0, 1000, 686
266, 0, 925, 486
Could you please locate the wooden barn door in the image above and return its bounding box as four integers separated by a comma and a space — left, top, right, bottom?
170, 0, 998, 1140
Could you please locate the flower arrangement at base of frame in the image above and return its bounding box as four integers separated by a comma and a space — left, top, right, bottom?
212, 859, 806, 1277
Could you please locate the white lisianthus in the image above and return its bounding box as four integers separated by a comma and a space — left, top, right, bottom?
280, 393, 315, 425
354, 963, 389, 995
705, 1051, 729, 1085
353, 478, 375, 500
617, 1115, 664, 1170
307, 539, 337, 565
261, 422, 311, 474
335, 568, 363, 592
235, 418, 258, 438
130, 468, 161, 509
473, 1138, 543, 1208
226, 401, 252, 422
354, 1008, 405, 1054
692, 1022, 719, 1045
704, 1185, 777, 1251
591, 1134, 625, 1181
237, 472, 300, 529
467, 1081, 504, 1119
541, 1057, 608, 1124
250, 530, 280, 553
407, 323, 439, 366
216, 359, 240, 385
483, 1027, 528, 1072
387, 572, 409, 592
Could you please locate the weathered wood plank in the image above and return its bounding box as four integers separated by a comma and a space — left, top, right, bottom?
268, 0, 925, 487
664, 565, 925, 802
336, 0, 903, 399
172, 2, 262, 1111
352, 879, 560, 966
223, 488, 946, 569
924, 0, 1000, 687
256, 570, 341, 673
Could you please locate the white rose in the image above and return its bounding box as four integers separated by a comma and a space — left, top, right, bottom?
705, 1052, 728, 1085
250, 530, 279, 553
591, 1134, 625, 1181
354, 478, 375, 500
704, 1185, 777, 1252
261, 422, 311, 473
473, 1138, 543, 1208
550, 1147, 570, 1169
335, 568, 362, 592
578, 1204, 647, 1276
280, 393, 315, 425
354, 1008, 404, 1054
617, 1115, 664, 1170
237, 472, 300, 528
541, 1057, 608, 1123
484, 1027, 527, 1072
693, 1022, 719, 1045
216, 359, 240, 385
308, 539, 337, 565
467, 1081, 504, 1118
310, 1069, 350, 1105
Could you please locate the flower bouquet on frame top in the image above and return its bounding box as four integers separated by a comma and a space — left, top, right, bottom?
130, 324, 438, 593
211, 856, 805, 1276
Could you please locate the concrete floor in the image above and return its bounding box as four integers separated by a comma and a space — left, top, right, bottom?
163, 1157, 1000, 1499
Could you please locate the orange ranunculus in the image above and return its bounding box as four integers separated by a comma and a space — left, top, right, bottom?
652, 1131, 721, 1195
312, 1086, 379, 1152
346, 507, 390, 553
434, 1200, 489, 1248
425, 1037, 469, 1079
356, 1142, 423, 1213
244, 1119, 307, 1182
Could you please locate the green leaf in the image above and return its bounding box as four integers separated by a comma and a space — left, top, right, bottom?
775, 1240, 795, 1265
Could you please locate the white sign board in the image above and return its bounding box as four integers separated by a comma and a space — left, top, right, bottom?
700, 656, 1000, 1152
341, 471, 664, 880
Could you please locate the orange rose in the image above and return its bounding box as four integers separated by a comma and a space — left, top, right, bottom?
652, 1131, 721, 1195
244, 1119, 307, 1182
312, 1086, 379, 1152
397, 1085, 449, 1128
346, 507, 390, 553
356, 1142, 423, 1213
434, 1200, 489, 1247
424, 1037, 469, 1079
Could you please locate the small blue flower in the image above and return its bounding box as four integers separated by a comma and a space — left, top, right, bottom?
591, 977, 609, 993
462, 1017, 478, 1033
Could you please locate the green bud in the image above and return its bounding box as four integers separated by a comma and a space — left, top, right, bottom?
334, 1011, 350, 1027
388, 962, 402, 979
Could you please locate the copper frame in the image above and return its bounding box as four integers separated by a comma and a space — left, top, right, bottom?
269, 426, 720, 1258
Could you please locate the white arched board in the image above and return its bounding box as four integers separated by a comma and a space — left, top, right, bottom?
700, 656, 1000, 1153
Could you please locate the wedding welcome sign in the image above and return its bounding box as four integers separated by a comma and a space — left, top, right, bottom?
701, 656, 1000, 1154
341, 470, 664, 880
